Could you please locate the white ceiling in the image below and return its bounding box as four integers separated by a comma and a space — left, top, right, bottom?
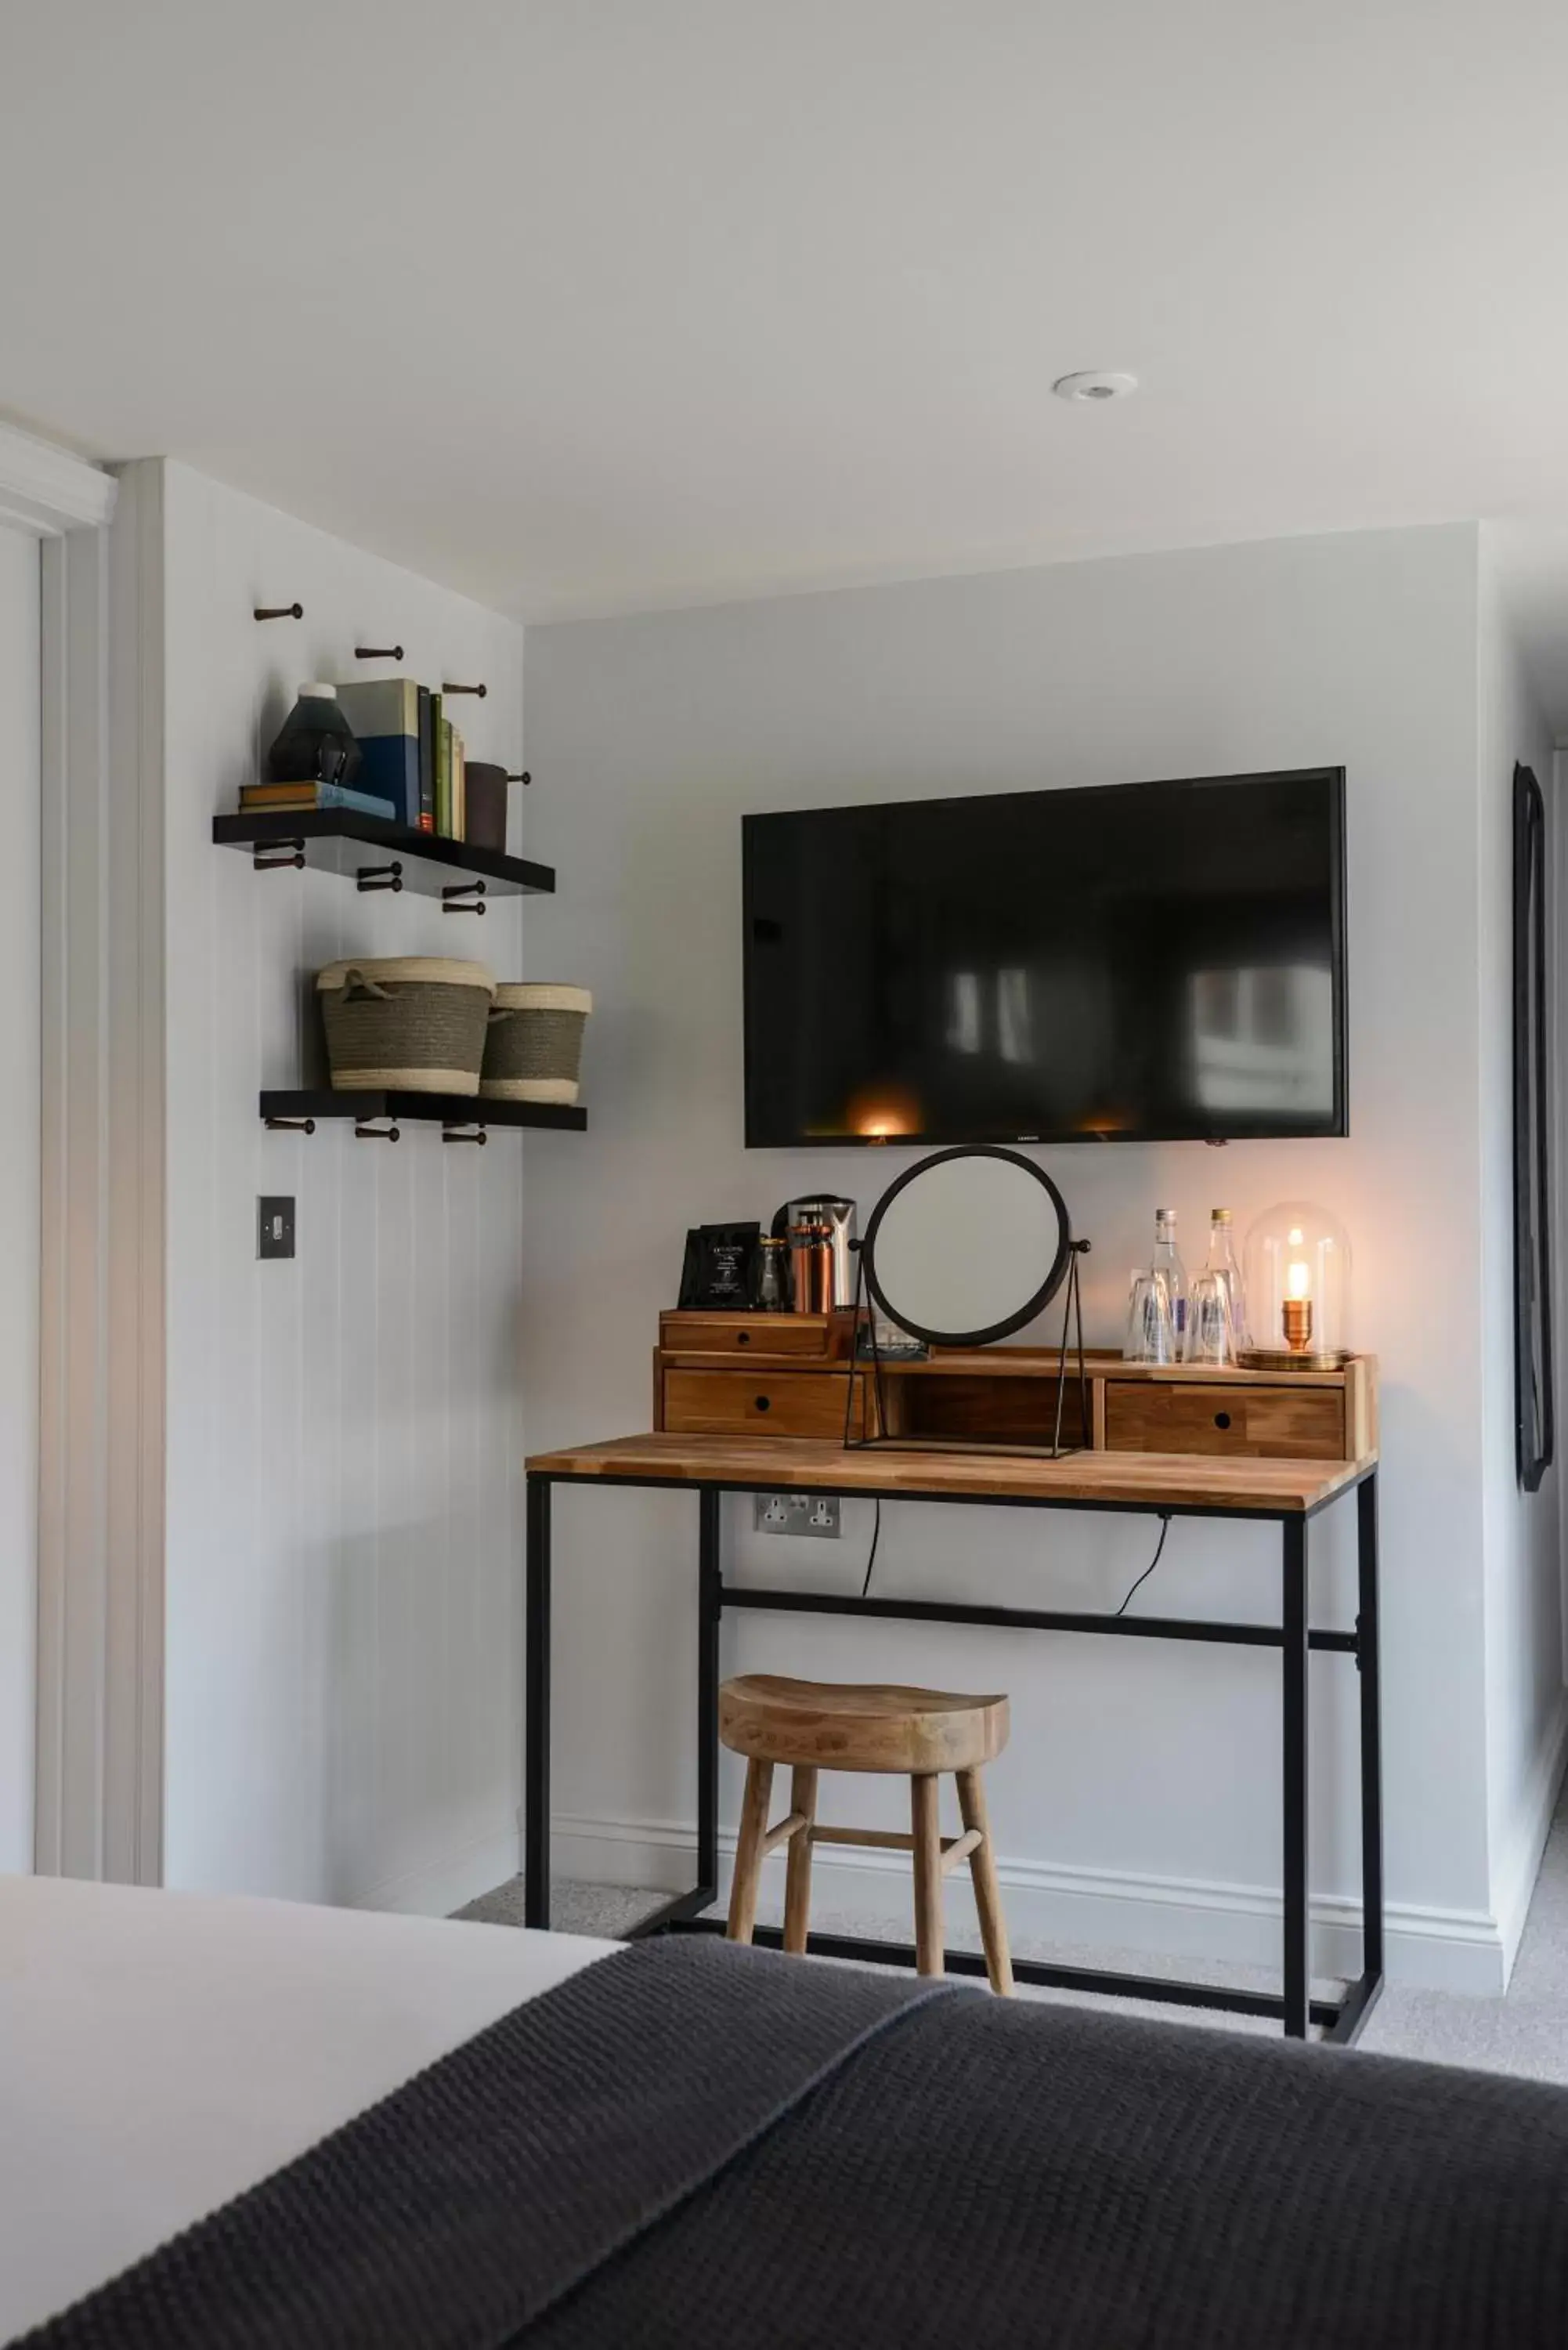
5, 0, 1568, 645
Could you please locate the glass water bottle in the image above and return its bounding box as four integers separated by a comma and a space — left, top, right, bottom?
1202, 1208, 1248, 1350
1152, 1209, 1188, 1354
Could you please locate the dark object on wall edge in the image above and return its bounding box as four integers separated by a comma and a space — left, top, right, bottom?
1514, 761, 1554, 1491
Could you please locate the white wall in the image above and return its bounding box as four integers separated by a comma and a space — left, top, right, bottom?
522, 522, 1519, 1988
160, 460, 540, 1914
0, 524, 39, 1873
1476, 536, 1566, 1972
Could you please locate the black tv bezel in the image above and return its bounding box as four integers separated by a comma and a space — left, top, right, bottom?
741, 765, 1349, 1151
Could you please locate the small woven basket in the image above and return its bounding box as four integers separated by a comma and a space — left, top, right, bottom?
316, 958, 495, 1095
481, 983, 593, 1104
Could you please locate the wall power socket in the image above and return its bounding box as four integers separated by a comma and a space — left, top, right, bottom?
753, 1491, 841, 1539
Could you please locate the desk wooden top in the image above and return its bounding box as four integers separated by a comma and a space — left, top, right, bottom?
524, 1434, 1372, 1516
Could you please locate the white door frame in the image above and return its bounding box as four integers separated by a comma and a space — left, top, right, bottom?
0, 423, 166, 1885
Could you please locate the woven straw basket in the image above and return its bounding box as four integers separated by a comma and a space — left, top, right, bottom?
316, 958, 495, 1095
481, 983, 593, 1104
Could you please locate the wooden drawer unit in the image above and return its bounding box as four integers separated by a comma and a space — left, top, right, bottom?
1103, 1379, 1346, 1461
663, 1366, 866, 1440
659, 1312, 840, 1360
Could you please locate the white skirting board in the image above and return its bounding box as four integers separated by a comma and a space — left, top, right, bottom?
349, 1824, 523, 1924
549, 1811, 1516, 1998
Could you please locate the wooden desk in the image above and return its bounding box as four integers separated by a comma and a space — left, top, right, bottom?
523, 1433, 1382, 2042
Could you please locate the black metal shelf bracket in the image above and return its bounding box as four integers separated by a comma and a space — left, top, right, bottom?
253, 839, 306, 873
253, 602, 302, 621
441, 880, 486, 916
265, 1115, 316, 1134
354, 644, 404, 661
215, 812, 555, 898
443, 681, 486, 698
356, 861, 403, 895
354, 1119, 400, 1142
258, 1088, 585, 1135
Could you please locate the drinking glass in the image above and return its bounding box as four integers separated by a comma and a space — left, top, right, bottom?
1186, 1267, 1237, 1365
1124, 1270, 1176, 1364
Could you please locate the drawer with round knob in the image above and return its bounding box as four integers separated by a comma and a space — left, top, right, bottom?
662, 1368, 867, 1439
659, 1312, 838, 1358
1103, 1380, 1346, 1460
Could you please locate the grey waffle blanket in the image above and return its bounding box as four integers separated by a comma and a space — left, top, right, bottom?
20, 1936, 1568, 2348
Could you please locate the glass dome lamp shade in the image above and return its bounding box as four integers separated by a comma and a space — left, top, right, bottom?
1241, 1202, 1350, 1366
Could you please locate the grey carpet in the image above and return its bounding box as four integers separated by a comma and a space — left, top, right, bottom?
453, 1787, 1568, 2077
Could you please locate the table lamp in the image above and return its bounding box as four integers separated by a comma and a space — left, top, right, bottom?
1241, 1202, 1350, 1370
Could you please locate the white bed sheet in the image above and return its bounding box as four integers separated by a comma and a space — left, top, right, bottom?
0, 1873, 612, 2341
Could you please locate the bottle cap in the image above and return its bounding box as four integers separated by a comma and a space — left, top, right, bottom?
1212, 1207, 1231, 1222
1155, 1206, 1175, 1220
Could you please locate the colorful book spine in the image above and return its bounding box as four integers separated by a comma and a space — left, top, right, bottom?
435, 707, 453, 837
417, 686, 434, 832
452, 726, 466, 842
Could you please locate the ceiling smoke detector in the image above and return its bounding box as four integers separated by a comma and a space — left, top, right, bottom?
1052, 370, 1139, 404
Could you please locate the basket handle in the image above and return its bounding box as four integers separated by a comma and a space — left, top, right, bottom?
340, 966, 390, 1002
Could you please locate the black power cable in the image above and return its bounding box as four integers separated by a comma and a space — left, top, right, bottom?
860, 1499, 883, 1599
857, 1501, 1168, 1613
1112, 1513, 1172, 1616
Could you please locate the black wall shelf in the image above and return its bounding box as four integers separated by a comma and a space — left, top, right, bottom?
262, 1090, 587, 1136
214, 809, 555, 898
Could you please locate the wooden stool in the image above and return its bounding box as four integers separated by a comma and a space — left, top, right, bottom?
720, 1674, 1013, 1994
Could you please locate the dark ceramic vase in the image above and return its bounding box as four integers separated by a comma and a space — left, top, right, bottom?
266, 685, 363, 786
464, 761, 509, 851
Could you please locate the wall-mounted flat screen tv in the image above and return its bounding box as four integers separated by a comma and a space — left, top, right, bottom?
742, 768, 1347, 1148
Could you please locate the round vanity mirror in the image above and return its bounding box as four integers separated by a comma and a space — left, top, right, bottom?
860, 1146, 1072, 1348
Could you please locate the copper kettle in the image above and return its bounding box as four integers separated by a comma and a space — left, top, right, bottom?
771, 1195, 857, 1309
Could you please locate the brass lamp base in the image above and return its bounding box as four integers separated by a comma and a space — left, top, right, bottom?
1237, 1347, 1350, 1374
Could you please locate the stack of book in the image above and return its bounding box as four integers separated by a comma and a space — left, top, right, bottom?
330, 680, 467, 838
239, 778, 399, 821
240, 678, 474, 840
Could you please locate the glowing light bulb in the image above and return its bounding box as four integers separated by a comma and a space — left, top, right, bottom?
1286, 1261, 1311, 1301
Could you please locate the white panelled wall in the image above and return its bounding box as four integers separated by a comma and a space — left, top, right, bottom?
159, 460, 544, 1914
521, 522, 1567, 1993
0, 524, 39, 1875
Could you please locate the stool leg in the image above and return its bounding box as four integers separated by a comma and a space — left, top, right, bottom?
911, 1773, 945, 1976
957, 1766, 1013, 1996
727, 1758, 774, 1945
782, 1765, 818, 1955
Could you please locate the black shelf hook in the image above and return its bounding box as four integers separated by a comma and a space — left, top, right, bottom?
253, 602, 303, 622
443, 681, 487, 698
506, 771, 533, 789
354, 644, 404, 662
253, 839, 306, 873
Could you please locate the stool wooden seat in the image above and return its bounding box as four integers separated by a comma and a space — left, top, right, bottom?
720, 1674, 1013, 1994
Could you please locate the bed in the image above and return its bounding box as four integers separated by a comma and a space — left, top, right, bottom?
5, 1874, 1568, 2348
0, 1874, 612, 2342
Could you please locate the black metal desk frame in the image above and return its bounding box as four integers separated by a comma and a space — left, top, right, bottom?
524, 1461, 1382, 2043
